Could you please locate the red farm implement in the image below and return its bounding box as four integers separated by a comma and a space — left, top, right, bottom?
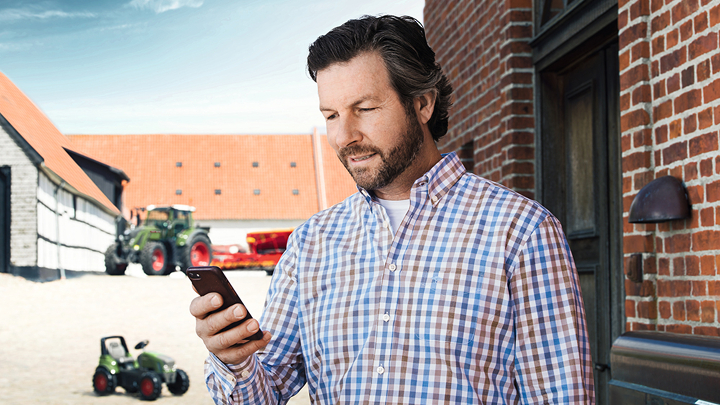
211, 229, 292, 275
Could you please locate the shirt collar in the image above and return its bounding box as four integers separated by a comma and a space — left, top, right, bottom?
357, 151, 466, 207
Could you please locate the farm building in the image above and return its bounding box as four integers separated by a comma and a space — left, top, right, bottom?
0, 72, 126, 281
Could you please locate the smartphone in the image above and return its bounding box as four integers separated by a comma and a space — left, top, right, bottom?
187, 266, 264, 341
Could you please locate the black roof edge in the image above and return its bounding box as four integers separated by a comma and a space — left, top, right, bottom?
63, 147, 130, 182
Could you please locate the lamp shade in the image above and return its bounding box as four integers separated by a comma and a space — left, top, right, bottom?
628, 176, 690, 223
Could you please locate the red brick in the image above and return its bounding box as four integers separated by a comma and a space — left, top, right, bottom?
697, 59, 712, 82
658, 257, 670, 275
689, 131, 719, 157
632, 41, 650, 62
621, 109, 651, 131
694, 280, 708, 295
665, 233, 691, 253
652, 10, 671, 34
674, 256, 687, 275
654, 100, 673, 120
620, 50, 631, 72
673, 300, 686, 319
632, 84, 651, 104
674, 88, 702, 113
703, 78, 720, 103
667, 73, 681, 94
686, 162, 699, 181
695, 11, 709, 33
669, 119, 682, 139
633, 129, 653, 148
701, 300, 716, 322
662, 140, 688, 164
637, 301, 657, 319
700, 207, 715, 226
667, 29, 679, 49
711, 4, 720, 26
621, 64, 649, 91
623, 150, 652, 171
710, 280, 720, 295
619, 8, 629, 30
698, 107, 714, 129
708, 180, 720, 202
687, 184, 704, 204
625, 299, 636, 317
680, 20, 694, 42
701, 255, 717, 275
624, 234, 654, 253
694, 326, 720, 336
651, 0, 663, 12
687, 255, 701, 275
692, 230, 720, 251
689, 32, 718, 61
666, 324, 692, 334
687, 300, 701, 321
620, 22, 648, 50
702, 158, 715, 176
672, 0, 700, 25
652, 35, 665, 56
662, 47, 688, 74
659, 301, 671, 318
684, 114, 697, 134
655, 125, 669, 144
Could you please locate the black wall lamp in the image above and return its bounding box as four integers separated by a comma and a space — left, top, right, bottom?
628, 176, 691, 224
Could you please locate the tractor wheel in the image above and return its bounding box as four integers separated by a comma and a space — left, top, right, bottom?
104, 243, 128, 276
138, 370, 162, 401
181, 234, 212, 272
140, 243, 171, 276
167, 369, 190, 395
92, 367, 116, 395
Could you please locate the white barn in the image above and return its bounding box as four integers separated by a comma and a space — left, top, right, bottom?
0, 72, 125, 281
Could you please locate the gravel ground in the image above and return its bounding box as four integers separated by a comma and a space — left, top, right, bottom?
0, 265, 310, 405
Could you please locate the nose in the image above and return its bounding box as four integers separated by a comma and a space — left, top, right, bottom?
333, 115, 362, 150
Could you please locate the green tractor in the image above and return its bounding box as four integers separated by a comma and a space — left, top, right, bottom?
92, 336, 189, 401
104, 205, 213, 276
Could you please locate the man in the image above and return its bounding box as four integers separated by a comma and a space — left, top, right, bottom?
191, 15, 595, 404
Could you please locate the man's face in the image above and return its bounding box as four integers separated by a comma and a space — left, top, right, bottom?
317, 52, 424, 193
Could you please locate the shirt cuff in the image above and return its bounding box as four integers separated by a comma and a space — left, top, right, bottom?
206, 352, 258, 399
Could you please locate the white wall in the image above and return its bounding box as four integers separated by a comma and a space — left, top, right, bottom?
196, 219, 305, 251
0, 121, 39, 267
37, 172, 116, 272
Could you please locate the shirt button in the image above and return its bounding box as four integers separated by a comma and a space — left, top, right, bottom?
384, 221, 391, 229
388, 264, 397, 272
240, 370, 250, 379
382, 313, 390, 322
430, 195, 438, 204
377, 366, 385, 375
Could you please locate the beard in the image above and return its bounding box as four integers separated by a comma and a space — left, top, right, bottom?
337, 108, 425, 191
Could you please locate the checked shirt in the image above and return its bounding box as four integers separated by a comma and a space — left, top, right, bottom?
205, 152, 595, 404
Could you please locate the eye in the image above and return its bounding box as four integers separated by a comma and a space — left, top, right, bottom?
324, 113, 338, 121
359, 108, 376, 113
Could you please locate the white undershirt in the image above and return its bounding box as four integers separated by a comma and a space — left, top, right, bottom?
376, 198, 410, 235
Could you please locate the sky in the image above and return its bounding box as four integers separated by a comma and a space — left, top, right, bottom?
0, 0, 425, 135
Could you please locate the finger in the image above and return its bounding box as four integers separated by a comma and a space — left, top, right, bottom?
202, 304, 248, 337
214, 331, 272, 365
189, 293, 223, 318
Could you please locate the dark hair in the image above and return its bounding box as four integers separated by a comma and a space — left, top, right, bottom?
307, 15, 453, 141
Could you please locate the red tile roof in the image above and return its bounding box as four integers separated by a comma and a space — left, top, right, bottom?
67, 134, 358, 221
0, 72, 120, 214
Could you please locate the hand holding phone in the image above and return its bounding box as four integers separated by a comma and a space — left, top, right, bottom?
188, 266, 264, 341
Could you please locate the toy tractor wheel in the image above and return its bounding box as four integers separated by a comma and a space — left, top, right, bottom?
93, 367, 116, 395
138, 370, 162, 401
167, 368, 190, 395
181, 234, 212, 272
104, 243, 128, 276
140, 242, 171, 276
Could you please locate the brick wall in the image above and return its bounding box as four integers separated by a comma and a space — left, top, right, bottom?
0, 120, 38, 267
425, 0, 536, 199
620, 0, 720, 335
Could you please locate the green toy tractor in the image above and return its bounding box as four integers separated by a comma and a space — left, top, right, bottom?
104, 205, 213, 276
92, 336, 189, 401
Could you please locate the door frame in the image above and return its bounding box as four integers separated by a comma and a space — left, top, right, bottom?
531, 4, 623, 404
0, 166, 10, 274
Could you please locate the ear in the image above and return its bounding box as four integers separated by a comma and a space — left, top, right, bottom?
414, 90, 436, 125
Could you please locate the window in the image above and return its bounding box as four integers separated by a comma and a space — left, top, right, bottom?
176, 162, 182, 167
290, 162, 297, 168
176, 189, 182, 195
252, 161, 259, 168
214, 162, 221, 167
253, 189, 260, 195
292, 189, 299, 195
215, 189, 221, 195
